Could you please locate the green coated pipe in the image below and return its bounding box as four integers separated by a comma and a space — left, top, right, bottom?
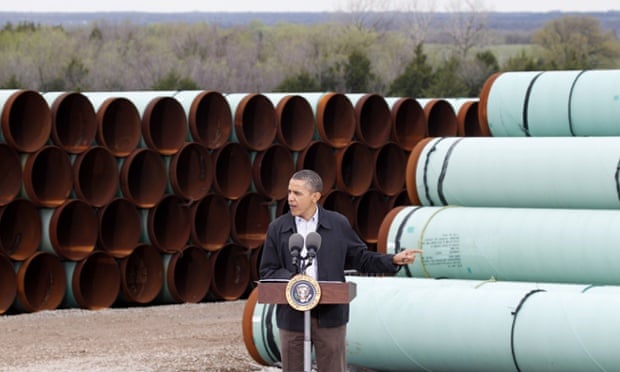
407, 136, 620, 209
378, 205, 620, 284
243, 276, 620, 371
570, 69, 620, 136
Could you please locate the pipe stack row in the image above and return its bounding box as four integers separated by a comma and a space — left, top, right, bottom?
243, 69, 620, 371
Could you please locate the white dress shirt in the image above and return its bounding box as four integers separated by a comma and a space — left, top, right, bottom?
295, 207, 318, 278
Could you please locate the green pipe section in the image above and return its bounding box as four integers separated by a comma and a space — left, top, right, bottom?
570, 69, 620, 136
247, 276, 620, 371
409, 136, 620, 209
380, 205, 620, 284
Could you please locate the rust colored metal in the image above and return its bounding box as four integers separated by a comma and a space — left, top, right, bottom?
212, 142, 252, 200
316, 92, 356, 149
242, 288, 268, 366
275, 198, 290, 218
47, 92, 98, 154
477, 72, 502, 137
249, 245, 262, 285
457, 100, 486, 137
387, 189, 411, 210
118, 243, 164, 305
119, 147, 167, 208
335, 141, 374, 197
14, 251, 66, 313
376, 206, 408, 254
190, 193, 231, 251
97, 198, 141, 259
44, 199, 98, 261
252, 143, 295, 200
161, 245, 212, 303
0, 198, 41, 261
423, 99, 458, 137
233, 93, 277, 152
0, 253, 16, 314
22, 145, 73, 208
230, 192, 271, 250
95, 97, 142, 157
353, 189, 390, 244
295, 140, 336, 195
209, 243, 250, 301
0, 143, 22, 206
320, 189, 355, 227
168, 141, 213, 202
275, 95, 315, 151
72, 145, 119, 207
186, 90, 232, 150
405, 137, 434, 206
373, 142, 407, 197
389, 97, 428, 151
353, 93, 392, 150
146, 194, 192, 254
65, 251, 121, 310
142, 96, 187, 155
1, 90, 52, 153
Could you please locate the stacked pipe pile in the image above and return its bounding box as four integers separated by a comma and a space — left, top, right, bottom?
0, 88, 479, 315
243, 69, 620, 371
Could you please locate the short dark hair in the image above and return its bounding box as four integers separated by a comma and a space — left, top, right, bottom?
291, 169, 323, 193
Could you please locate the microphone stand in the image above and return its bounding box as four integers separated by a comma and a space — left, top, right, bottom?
300, 256, 314, 372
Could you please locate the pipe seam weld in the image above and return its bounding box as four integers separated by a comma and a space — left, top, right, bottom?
437, 137, 464, 206
521, 71, 544, 137
510, 288, 547, 372
393, 206, 422, 278
567, 70, 588, 137
422, 138, 446, 206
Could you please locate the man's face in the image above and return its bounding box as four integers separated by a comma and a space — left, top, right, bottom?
288, 178, 320, 220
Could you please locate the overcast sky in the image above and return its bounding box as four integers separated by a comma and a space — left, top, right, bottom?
2, 0, 619, 13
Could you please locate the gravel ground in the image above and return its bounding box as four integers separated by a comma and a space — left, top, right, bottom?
0, 300, 273, 372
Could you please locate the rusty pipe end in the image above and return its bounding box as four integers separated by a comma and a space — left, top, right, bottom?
275, 95, 315, 152
390, 97, 428, 151
118, 244, 164, 304
49, 199, 98, 261
457, 101, 484, 137
295, 141, 336, 195
97, 198, 141, 259
234, 93, 277, 152
14, 252, 66, 313
119, 148, 167, 208
96, 97, 142, 157
191, 194, 231, 251
335, 141, 374, 197
252, 144, 295, 200
22, 145, 73, 208
316, 92, 356, 149
373, 143, 407, 197
209, 244, 250, 301
212, 142, 252, 200
188, 90, 232, 150
147, 194, 192, 254
164, 245, 212, 303
424, 99, 458, 137
0, 253, 16, 314
70, 251, 121, 310
169, 142, 213, 202
230, 193, 271, 250
242, 288, 271, 366
142, 96, 188, 155
0, 144, 22, 206
1, 90, 52, 153
48, 92, 98, 154
0, 198, 41, 261
73, 145, 119, 207
477, 72, 502, 137
354, 93, 392, 150
353, 189, 390, 244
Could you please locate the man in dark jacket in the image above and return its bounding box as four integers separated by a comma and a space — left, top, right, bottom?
259, 169, 421, 372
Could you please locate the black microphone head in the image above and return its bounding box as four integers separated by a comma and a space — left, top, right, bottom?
305, 231, 322, 257
288, 233, 304, 257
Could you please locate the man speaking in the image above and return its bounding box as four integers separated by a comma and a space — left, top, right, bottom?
259, 169, 421, 371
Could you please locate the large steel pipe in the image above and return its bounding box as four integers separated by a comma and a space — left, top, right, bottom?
407, 136, 620, 209
190, 193, 231, 251
43, 92, 98, 154
72, 145, 119, 207
347, 93, 391, 149
21, 145, 73, 208
117, 243, 164, 305
211, 142, 252, 200
319, 189, 355, 227
335, 141, 374, 197
417, 98, 458, 137
209, 243, 250, 301
226, 93, 277, 152
141, 194, 191, 254
166, 141, 213, 202
0, 198, 41, 261
243, 276, 620, 371
0, 89, 52, 153
97, 198, 141, 259
63, 251, 120, 310
372, 142, 406, 197
158, 245, 211, 304
300, 92, 356, 149
385, 97, 427, 151
264, 94, 315, 152
0, 143, 22, 206
40, 199, 98, 261
252, 143, 295, 200
84, 94, 142, 157
173, 90, 232, 150
118, 147, 167, 208
230, 192, 271, 250
353, 189, 390, 244
446, 98, 482, 137
378, 205, 620, 284
0, 253, 16, 314
13, 251, 66, 313
295, 140, 336, 195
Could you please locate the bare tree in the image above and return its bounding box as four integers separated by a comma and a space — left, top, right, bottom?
397, 0, 437, 48
444, 0, 489, 59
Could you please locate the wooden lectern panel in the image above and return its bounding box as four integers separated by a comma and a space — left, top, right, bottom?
257, 281, 357, 305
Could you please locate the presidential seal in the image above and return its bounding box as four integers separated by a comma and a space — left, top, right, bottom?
285, 274, 321, 311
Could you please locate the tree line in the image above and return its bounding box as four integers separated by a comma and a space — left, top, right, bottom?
0, 13, 619, 98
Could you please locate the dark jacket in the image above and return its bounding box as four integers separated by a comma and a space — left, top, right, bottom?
259, 205, 398, 332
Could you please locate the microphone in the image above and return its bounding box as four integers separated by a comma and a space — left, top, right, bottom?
305, 231, 322, 259
288, 233, 304, 269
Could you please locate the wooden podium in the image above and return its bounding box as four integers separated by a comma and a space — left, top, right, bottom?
257, 280, 357, 305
